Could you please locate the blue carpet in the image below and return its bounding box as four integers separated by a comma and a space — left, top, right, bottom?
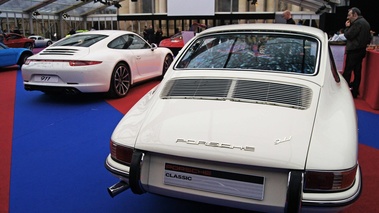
10, 72, 244, 213
10, 71, 124, 212
357, 110, 379, 149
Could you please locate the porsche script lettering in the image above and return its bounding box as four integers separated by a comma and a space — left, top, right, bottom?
274, 136, 292, 145
165, 164, 212, 176
176, 139, 255, 152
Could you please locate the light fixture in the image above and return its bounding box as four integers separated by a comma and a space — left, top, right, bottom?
114, 2, 121, 8
315, 4, 331, 15
62, 13, 70, 19
247, 0, 258, 5
94, 0, 122, 8
32, 11, 40, 17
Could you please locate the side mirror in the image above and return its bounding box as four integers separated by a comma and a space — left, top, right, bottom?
150, 43, 158, 51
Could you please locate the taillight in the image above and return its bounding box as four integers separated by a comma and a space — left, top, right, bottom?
110, 140, 133, 166
24, 59, 31, 65
304, 165, 358, 192
23, 59, 101, 66
69, 60, 102, 66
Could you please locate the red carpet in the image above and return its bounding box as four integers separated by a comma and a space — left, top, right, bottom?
0, 69, 17, 213
342, 144, 379, 213
106, 79, 160, 114
354, 98, 379, 114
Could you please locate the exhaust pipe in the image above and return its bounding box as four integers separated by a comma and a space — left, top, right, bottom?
107, 181, 130, 198
63, 88, 79, 95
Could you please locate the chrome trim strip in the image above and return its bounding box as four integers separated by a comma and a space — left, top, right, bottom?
104, 158, 130, 178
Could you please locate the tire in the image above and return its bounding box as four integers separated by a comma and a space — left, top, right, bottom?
46, 41, 52, 47
162, 54, 173, 77
108, 62, 131, 98
17, 52, 33, 66
24, 42, 34, 50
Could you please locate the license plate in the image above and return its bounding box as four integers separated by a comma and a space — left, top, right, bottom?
164, 163, 265, 200
34, 75, 59, 83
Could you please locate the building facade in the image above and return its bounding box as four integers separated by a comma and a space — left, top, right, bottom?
0, 0, 318, 41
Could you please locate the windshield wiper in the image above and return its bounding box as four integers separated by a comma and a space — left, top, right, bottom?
223, 38, 238, 68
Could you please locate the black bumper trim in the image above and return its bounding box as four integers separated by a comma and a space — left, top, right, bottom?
285, 170, 303, 213
129, 150, 145, 194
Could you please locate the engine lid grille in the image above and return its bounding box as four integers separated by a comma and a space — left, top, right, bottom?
39, 48, 80, 56
161, 78, 312, 110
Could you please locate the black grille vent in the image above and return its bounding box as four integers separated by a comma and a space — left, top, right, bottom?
39, 48, 79, 56
161, 78, 312, 109
162, 79, 231, 99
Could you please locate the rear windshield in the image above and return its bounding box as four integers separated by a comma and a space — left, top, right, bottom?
176, 33, 319, 74
52, 34, 107, 47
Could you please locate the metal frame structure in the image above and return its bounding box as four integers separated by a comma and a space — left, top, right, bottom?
0, 0, 346, 39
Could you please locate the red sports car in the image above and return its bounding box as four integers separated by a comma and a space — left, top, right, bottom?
3, 33, 35, 50
159, 24, 207, 55
159, 33, 184, 55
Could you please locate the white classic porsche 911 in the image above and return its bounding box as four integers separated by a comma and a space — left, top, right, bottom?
22, 30, 173, 98
105, 24, 361, 212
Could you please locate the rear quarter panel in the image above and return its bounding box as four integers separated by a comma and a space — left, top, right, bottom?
306, 40, 358, 171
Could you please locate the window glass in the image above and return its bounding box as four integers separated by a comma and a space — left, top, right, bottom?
108, 34, 150, 50
128, 35, 150, 49
52, 34, 107, 47
328, 45, 340, 82
8, 34, 22, 39
176, 33, 319, 74
108, 35, 128, 49
215, 0, 238, 12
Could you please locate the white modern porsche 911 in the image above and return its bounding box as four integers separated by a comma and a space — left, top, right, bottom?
22, 30, 173, 98
105, 24, 361, 212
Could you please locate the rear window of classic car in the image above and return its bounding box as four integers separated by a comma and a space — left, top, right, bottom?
176, 33, 319, 74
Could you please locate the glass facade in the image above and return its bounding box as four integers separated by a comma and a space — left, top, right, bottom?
0, 0, 320, 41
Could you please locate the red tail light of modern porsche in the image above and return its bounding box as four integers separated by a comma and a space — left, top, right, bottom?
304, 165, 358, 192
24, 59, 102, 66
69, 60, 102, 66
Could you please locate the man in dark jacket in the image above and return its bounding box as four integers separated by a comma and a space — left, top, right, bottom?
282, 10, 296, 25
343, 7, 371, 98
146, 25, 155, 44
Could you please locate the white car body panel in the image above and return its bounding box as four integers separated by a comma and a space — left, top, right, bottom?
105, 24, 361, 212
113, 73, 321, 170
